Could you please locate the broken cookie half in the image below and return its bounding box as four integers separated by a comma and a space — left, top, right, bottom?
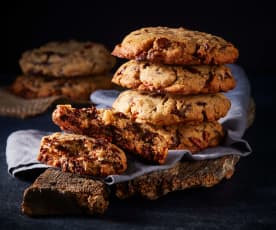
37, 132, 127, 177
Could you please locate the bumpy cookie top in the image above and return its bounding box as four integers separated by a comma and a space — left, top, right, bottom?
20, 40, 116, 77
112, 60, 236, 94
112, 27, 239, 65
112, 90, 231, 126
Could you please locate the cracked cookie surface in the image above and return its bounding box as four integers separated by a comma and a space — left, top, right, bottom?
112, 60, 236, 94
10, 74, 112, 101
38, 132, 127, 176
20, 40, 116, 77
52, 105, 224, 158
112, 90, 231, 126
112, 27, 238, 65
52, 105, 169, 164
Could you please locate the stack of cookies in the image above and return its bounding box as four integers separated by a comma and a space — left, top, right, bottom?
111, 26, 238, 153
21, 27, 244, 216
36, 27, 240, 179
10, 40, 116, 101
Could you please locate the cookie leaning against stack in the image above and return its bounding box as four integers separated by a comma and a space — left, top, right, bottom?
10, 40, 116, 101
112, 26, 238, 153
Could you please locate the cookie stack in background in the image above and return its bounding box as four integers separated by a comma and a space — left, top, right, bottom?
10, 40, 116, 101
111, 27, 239, 153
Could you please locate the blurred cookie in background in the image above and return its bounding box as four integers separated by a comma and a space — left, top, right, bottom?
9, 40, 116, 102
10, 74, 113, 101
20, 40, 116, 77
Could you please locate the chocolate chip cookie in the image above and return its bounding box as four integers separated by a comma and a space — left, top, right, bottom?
112, 27, 238, 65
112, 60, 236, 94
112, 90, 231, 125
53, 105, 224, 155
20, 41, 116, 77
52, 105, 169, 164
10, 74, 113, 101
38, 132, 127, 176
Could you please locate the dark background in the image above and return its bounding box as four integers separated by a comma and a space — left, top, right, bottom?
0, 0, 275, 85
1, 1, 276, 229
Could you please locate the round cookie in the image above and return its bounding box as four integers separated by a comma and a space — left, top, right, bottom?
10, 74, 113, 101
112, 90, 231, 126
112, 27, 239, 65
20, 40, 116, 77
112, 60, 236, 94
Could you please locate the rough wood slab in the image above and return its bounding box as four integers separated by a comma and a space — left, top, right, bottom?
115, 155, 239, 200
21, 168, 109, 216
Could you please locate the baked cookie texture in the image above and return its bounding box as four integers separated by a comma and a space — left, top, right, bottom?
112, 27, 238, 65
52, 105, 224, 156
112, 90, 231, 126
155, 121, 224, 152
52, 105, 169, 164
20, 40, 116, 77
10, 74, 113, 101
38, 132, 127, 176
112, 60, 236, 94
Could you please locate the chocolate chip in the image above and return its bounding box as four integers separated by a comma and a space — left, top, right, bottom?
186, 67, 201, 74
194, 44, 201, 58
84, 43, 93, 49
170, 129, 181, 148
196, 102, 207, 106
189, 137, 204, 149
60, 114, 68, 122
156, 38, 171, 49
204, 43, 209, 50
203, 70, 215, 87
142, 63, 150, 69
224, 72, 232, 79
172, 104, 192, 118
55, 145, 68, 152
114, 112, 128, 119
116, 66, 127, 75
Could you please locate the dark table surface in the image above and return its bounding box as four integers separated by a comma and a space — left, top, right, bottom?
0, 76, 276, 230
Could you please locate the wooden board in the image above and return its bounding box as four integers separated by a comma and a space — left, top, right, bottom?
116, 155, 239, 200
21, 168, 109, 216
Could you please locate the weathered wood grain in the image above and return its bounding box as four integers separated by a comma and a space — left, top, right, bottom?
115, 155, 239, 200
21, 168, 109, 216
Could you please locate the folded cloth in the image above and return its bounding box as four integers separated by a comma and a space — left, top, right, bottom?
0, 88, 62, 119
6, 130, 51, 175
6, 64, 252, 184
90, 89, 121, 108
0, 88, 91, 119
